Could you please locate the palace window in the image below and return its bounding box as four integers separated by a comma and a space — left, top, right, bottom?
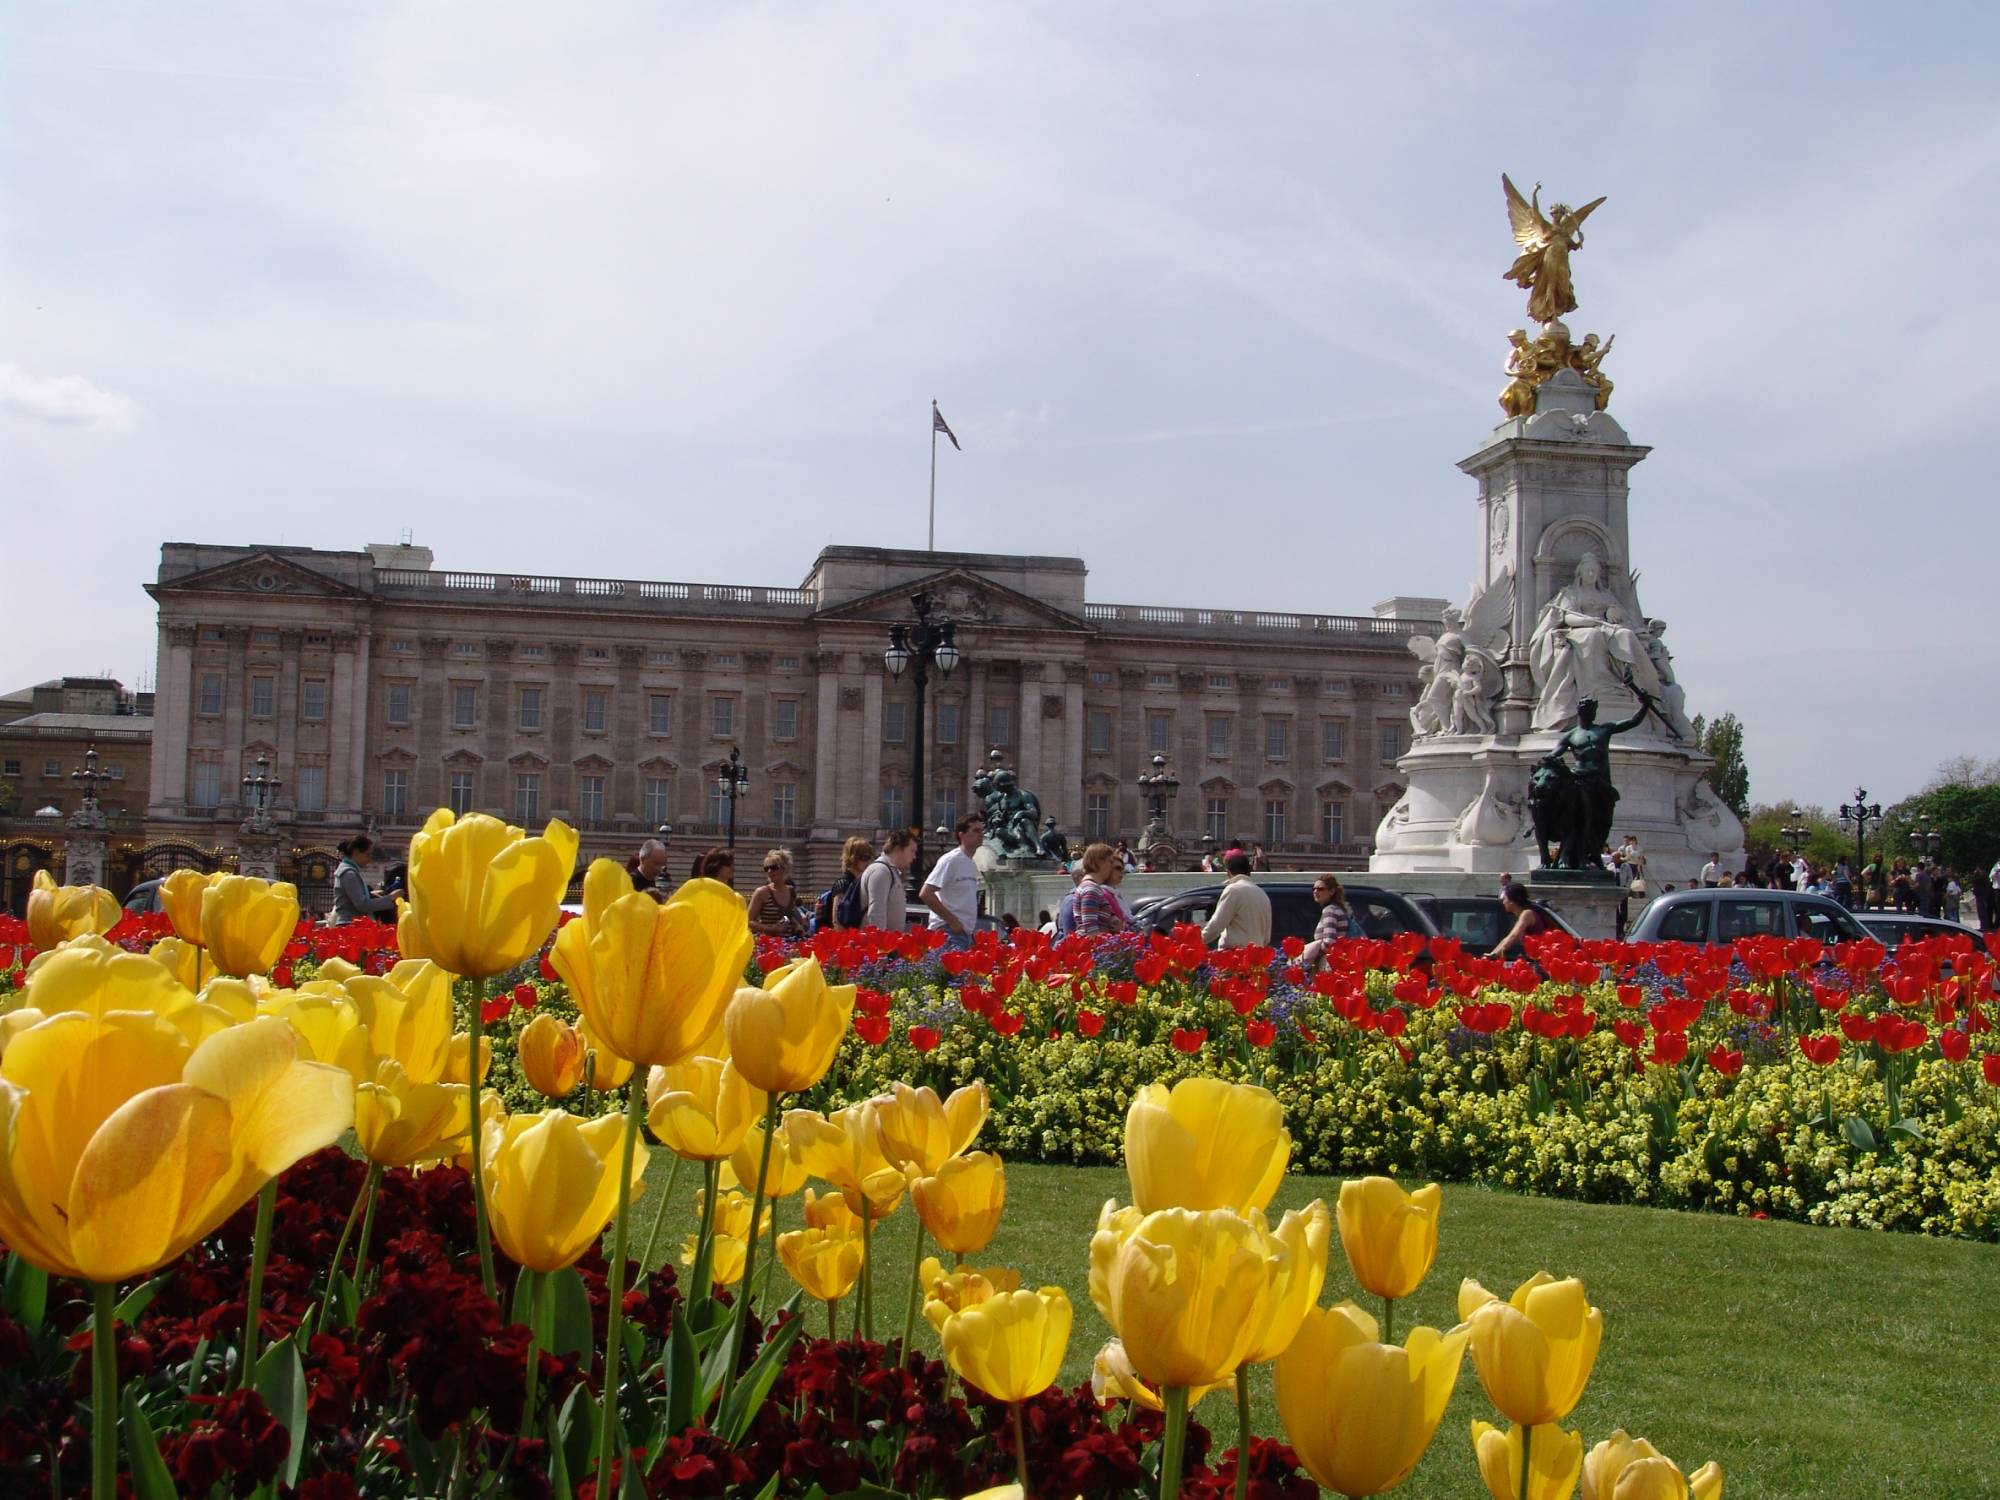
192, 762, 222, 807
297, 766, 326, 812
1149, 712, 1171, 754
1086, 793, 1110, 841
1206, 715, 1231, 757
1205, 796, 1228, 843
448, 770, 475, 814
250, 677, 275, 718
1090, 669, 1114, 685
988, 705, 1011, 748
578, 775, 606, 825
1380, 724, 1403, 762
642, 777, 671, 825
198, 674, 224, 716
884, 702, 907, 744
1088, 710, 1113, 753
649, 695, 673, 734
710, 696, 734, 738
385, 683, 412, 726
1207, 673, 1234, 690
1264, 798, 1288, 844
773, 699, 798, 740
1149, 671, 1174, 687
514, 772, 541, 823
1322, 720, 1347, 762
301, 679, 327, 721
382, 769, 408, 817
453, 685, 478, 729
519, 687, 543, 730
583, 689, 608, 733
1265, 717, 1290, 761
772, 782, 798, 826
937, 702, 960, 744
880, 784, 905, 831
1321, 799, 1346, 846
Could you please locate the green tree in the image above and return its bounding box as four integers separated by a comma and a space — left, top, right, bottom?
1881, 764, 2000, 873
1743, 802, 1846, 868
1689, 712, 1750, 820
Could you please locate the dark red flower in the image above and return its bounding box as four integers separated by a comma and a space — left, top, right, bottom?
1938, 1028, 1970, 1062
989, 1009, 1025, 1037
1798, 1033, 1841, 1066
1171, 1027, 1207, 1054
1246, 1019, 1276, 1049
1706, 1045, 1744, 1077
909, 1025, 941, 1052
1983, 1053, 2000, 1086
1075, 1010, 1105, 1038
854, 1014, 891, 1046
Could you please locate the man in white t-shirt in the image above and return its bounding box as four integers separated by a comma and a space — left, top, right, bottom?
921, 813, 985, 949
1699, 853, 1722, 888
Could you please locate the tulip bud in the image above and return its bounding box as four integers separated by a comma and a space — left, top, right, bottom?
26, 870, 120, 951
518, 1013, 587, 1098
1472, 1420, 1583, 1500
1123, 1077, 1290, 1215
1337, 1177, 1442, 1301
1462, 1273, 1604, 1427
777, 1225, 863, 1301
200, 875, 300, 978
912, 1151, 1007, 1256
940, 1285, 1072, 1403
158, 868, 220, 947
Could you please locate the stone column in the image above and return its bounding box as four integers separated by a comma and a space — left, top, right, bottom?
329, 634, 359, 818
1059, 662, 1087, 832
615, 646, 646, 820
965, 660, 987, 790
811, 651, 841, 831
859, 667, 883, 829
235, 823, 281, 881
275, 629, 303, 793
221, 625, 250, 807
676, 649, 707, 829
1017, 668, 1043, 799
151, 623, 197, 813
417, 636, 451, 811
63, 813, 108, 888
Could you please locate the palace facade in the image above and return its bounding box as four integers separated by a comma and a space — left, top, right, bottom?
136, 540, 1440, 901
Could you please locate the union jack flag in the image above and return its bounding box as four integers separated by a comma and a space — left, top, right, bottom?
932, 401, 960, 450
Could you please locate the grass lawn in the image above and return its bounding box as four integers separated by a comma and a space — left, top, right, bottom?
635, 1155, 2000, 1499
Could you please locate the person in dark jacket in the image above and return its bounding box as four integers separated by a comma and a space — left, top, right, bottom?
330, 834, 399, 925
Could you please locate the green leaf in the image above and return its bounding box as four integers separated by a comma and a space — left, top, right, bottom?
548, 1420, 572, 1500
1843, 1114, 1878, 1154
1889, 1117, 1926, 1141
3, 1254, 47, 1332
548, 1268, 592, 1360
510, 1265, 537, 1328
122, 1388, 181, 1500
747, 1469, 783, 1500
665, 1302, 701, 1436
183, 1335, 211, 1397
116, 1273, 165, 1326
557, 1383, 597, 1487
715, 1294, 806, 1446
254, 1334, 309, 1489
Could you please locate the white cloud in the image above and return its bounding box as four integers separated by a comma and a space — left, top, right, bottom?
0, 363, 137, 431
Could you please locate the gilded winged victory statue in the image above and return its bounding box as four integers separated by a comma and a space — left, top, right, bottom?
1501, 174, 1606, 327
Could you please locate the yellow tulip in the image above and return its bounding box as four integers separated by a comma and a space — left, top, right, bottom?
453, 1093, 509, 1174
1338, 1177, 1442, 1302
912, 1151, 1007, 1256
1242, 1200, 1332, 1365
18, 939, 240, 1048
940, 1280, 1072, 1408
1473, 1421, 1584, 1500
148, 937, 204, 992
786, 1103, 906, 1220
940, 1285, 1071, 1403
702, 1187, 770, 1243
724, 957, 855, 1095
778, 1224, 864, 1301
802, 1185, 862, 1235
725, 1121, 809, 1198
1088, 1203, 1276, 1390
1582, 1432, 1722, 1500
1275, 1301, 1468, 1497
345, 960, 454, 1084
354, 1059, 471, 1166
688, 1227, 750, 1286
548, 860, 747, 1068
1123, 1078, 1290, 1215
874, 1081, 988, 1175
647, 1055, 765, 1161
962, 1488, 1023, 1500
444, 1031, 492, 1085
198, 875, 299, 978
265, 990, 371, 1077
578, 1015, 637, 1089
483, 1108, 647, 1273
0, 1011, 352, 1282
25, 870, 120, 951
399, 809, 579, 981
1461, 1274, 1604, 1427
519, 1014, 587, 1098
1091, 1338, 1167, 1411
313, 956, 363, 984
921, 1259, 1022, 1332
158, 868, 223, 946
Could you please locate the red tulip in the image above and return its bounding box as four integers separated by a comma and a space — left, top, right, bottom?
1651, 1032, 1690, 1067
480, 995, 512, 1025
940, 950, 970, 977
1611, 1019, 1647, 1051
989, 1009, 1025, 1037
1376, 1007, 1408, 1039
1280, 935, 1306, 959
1134, 953, 1170, 986
909, 1025, 941, 1053
1839, 1014, 1878, 1045
1983, 1053, 2000, 1087
854, 1014, 891, 1046
1075, 1010, 1105, 1038
1876, 1016, 1929, 1055
1246, 1019, 1276, 1048
1938, 1028, 1970, 1062
1457, 1002, 1513, 1034
1798, 1033, 1841, 1066
540, 953, 561, 982
512, 982, 538, 1011
1707, 1045, 1744, 1077
1170, 1027, 1207, 1054
1106, 981, 1138, 1006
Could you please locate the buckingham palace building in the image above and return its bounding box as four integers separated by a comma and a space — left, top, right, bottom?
140, 539, 1440, 896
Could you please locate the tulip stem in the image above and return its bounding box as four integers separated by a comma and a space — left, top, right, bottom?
593, 1077, 645, 1500
721, 1093, 782, 1412
827, 1297, 838, 1341
1160, 1384, 1190, 1500
1382, 1294, 1394, 1345
91, 1280, 118, 1499
1519, 1420, 1532, 1500
468, 977, 498, 1300
1010, 1400, 1030, 1494
1233, 1365, 1251, 1500
351, 1165, 384, 1290
900, 1214, 928, 1362
235, 1180, 277, 1391
520, 1270, 545, 1433
314, 1167, 371, 1338
690, 1161, 720, 1311
859, 1208, 874, 1342
637, 1153, 685, 1279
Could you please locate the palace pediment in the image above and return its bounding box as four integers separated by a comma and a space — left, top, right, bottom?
148, 551, 369, 601
813, 568, 1088, 636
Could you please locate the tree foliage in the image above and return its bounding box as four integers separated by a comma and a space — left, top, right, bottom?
1882, 766, 2000, 873
1742, 802, 1847, 867
1690, 711, 1750, 820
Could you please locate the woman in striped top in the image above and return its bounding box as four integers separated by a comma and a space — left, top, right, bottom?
1071, 842, 1132, 937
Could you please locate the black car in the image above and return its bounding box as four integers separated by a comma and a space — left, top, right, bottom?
1128, 882, 1439, 946
1627, 888, 1870, 945
1857, 913, 1989, 953
1408, 894, 1578, 956
124, 877, 166, 913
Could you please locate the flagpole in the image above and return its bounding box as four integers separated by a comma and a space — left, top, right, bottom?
928, 399, 938, 551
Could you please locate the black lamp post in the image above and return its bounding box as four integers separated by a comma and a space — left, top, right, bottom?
1838, 788, 1882, 899
717, 747, 749, 850
241, 752, 283, 830
70, 744, 108, 816
883, 589, 960, 879
1136, 753, 1180, 857
1780, 807, 1811, 857
1912, 814, 1943, 864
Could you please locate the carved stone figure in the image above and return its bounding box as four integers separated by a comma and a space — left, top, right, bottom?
1527, 551, 1669, 731
1407, 569, 1513, 739
971, 766, 1047, 860
1640, 619, 1694, 741
1502, 175, 1606, 327
1529, 692, 1655, 870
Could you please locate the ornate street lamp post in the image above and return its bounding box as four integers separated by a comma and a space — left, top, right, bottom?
882, 590, 960, 880
717, 747, 749, 850
241, 753, 283, 832
1779, 807, 1811, 857
1911, 814, 1942, 864
70, 745, 109, 817
1838, 788, 1882, 904
1136, 753, 1180, 865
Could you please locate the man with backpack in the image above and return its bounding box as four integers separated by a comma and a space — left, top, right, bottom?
860, 829, 917, 930
813, 837, 874, 933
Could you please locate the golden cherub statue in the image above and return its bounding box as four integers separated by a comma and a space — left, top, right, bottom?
1502, 174, 1606, 326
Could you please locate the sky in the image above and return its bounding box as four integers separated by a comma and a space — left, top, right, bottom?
4, 1, 1996, 812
